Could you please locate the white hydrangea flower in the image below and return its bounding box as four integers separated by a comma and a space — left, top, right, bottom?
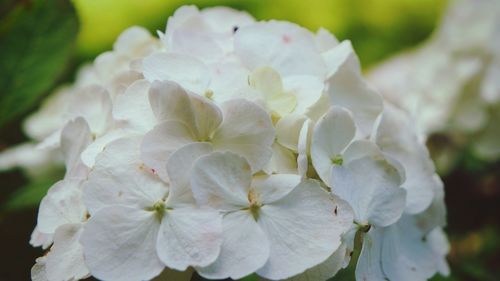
80, 137, 222, 281
34, 118, 92, 281
353, 108, 448, 281
356, 192, 449, 281
141, 80, 275, 181
160, 5, 255, 63
369, 0, 500, 169
13, 5, 450, 281
190, 151, 351, 280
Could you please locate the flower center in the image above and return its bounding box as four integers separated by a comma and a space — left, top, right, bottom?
357, 222, 372, 233
203, 89, 214, 100
331, 154, 343, 165
147, 200, 167, 221
247, 189, 261, 221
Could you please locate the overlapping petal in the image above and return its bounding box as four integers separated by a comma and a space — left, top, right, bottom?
311, 106, 356, 185
80, 206, 164, 281
257, 180, 349, 279
157, 207, 222, 270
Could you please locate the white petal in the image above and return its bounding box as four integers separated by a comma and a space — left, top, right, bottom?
190, 151, 251, 210
108, 70, 143, 97
113, 26, 155, 56
234, 21, 326, 77
311, 106, 356, 185
381, 224, 429, 281
30, 226, 53, 249
251, 174, 301, 204
341, 227, 358, 267
149, 80, 195, 125
322, 40, 355, 78
189, 93, 223, 140
297, 119, 313, 177
366, 188, 406, 228
347, 139, 410, 184
286, 244, 346, 281
45, 223, 89, 281
31, 257, 47, 281
333, 196, 357, 267
257, 180, 347, 280
208, 62, 253, 103
212, 99, 275, 173
343, 139, 382, 163
276, 114, 307, 152
37, 180, 86, 234
326, 50, 383, 136
0, 143, 57, 176
481, 59, 500, 103
60, 117, 92, 179
81, 128, 137, 167
283, 75, 324, 115
263, 142, 298, 175
141, 120, 196, 181
164, 6, 201, 40
143, 52, 210, 94
381, 215, 450, 281
331, 155, 406, 227
113, 79, 156, 132
93, 52, 129, 84
417, 178, 447, 231
24, 86, 71, 141
332, 194, 356, 232
66, 85, 113, 136
170, 30, 223, 64
83, 137, 167, 214
315, 27, 339, 52
80, 206, 164, 281
148, 80, 222, 140
157, 207, 222, 270
355, 229, 387, 281
37, 129, 62, 150
375, 105, 436, 214
304, 93, 331, 122
428, 228, 451, 276
249, 66, 284, 99
201, 6, 255, 34
166, 142, 213, 205
249, 66, 297, 117
196, 210, 270, 280
165, 8, 225, 63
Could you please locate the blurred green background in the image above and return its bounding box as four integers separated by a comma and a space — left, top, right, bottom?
0, 0, 498, 280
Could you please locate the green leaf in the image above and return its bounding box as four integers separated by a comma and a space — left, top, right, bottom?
0, 0, 78, 127
239, 274, 258, 281
2, 175, 59, 212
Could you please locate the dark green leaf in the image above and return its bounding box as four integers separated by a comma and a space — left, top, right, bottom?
239, 274, 258, 281
0, 0, 78, 127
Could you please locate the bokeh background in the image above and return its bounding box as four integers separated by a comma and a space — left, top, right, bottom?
0, 0, 498, 280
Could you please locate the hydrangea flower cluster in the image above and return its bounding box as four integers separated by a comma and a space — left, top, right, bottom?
369, 0, 500, 171
23, 6, 448, 281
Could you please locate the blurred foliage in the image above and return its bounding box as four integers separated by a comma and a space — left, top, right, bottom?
0, 0, 78, 127
1, 170, 61, 212
73, 0, 182, 57
435, 227, 500, 281
73, 0, 447, 66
